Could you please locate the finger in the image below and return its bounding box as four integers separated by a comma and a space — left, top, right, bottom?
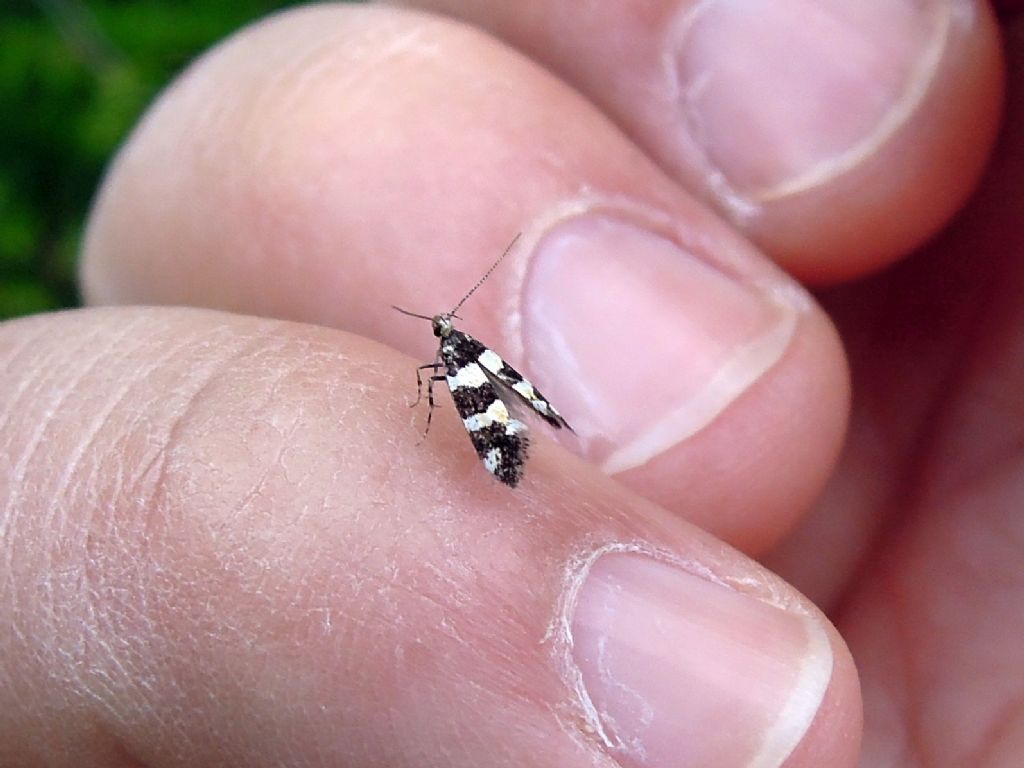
765, 10, 1024, 610
0, 307, 861, 768
836, 21, 1024, 762
80, 4, 849, 552
396, 0, 1004, 281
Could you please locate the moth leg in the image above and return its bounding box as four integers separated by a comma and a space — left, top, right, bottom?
423, 374, 447, 437
413, 361, 443, 407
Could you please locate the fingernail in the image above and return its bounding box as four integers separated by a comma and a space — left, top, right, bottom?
522, 214, 797, 474
571, 553, 832, 767
671, 0, 949, 200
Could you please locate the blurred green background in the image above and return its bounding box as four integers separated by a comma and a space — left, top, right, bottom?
0, 0, 312, 320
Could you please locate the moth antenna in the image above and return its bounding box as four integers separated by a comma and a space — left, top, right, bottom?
392, 305, 434, 321
449, 232, 522, 315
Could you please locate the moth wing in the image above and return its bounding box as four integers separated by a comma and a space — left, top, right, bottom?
444, 362, 530, 488
476, 349, 573, 432
465, 416, 529, 488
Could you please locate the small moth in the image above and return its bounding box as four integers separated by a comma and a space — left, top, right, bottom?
393, 235, 572, 487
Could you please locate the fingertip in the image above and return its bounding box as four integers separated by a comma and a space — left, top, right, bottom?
779, 619, 863, 768
746, 1, 1005, 282
403, 0, 1005, 282
523, 210, 850, 550
564, 549, 863, 768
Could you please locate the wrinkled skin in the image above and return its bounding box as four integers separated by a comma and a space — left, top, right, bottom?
1, 3, 1022, 767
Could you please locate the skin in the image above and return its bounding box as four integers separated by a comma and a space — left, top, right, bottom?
0, 2, 1019, 766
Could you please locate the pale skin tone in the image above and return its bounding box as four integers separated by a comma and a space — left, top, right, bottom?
0, 2, 1020, 766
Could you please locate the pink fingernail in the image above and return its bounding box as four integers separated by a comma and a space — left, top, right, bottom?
571, 553, 833, 767
522, 214, 797, 474
671, 0, 949, 201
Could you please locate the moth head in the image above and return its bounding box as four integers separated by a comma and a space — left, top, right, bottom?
431, 314, 454, 338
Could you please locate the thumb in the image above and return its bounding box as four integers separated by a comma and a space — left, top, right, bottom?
0, 307, 861, 767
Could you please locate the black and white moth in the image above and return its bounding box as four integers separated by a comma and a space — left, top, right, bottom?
393, 235, 572, 487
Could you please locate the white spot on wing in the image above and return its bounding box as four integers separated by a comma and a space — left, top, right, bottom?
447, 363, 487, 389
478, 349, 504, 374
487, 399, 510, 424
512, 380, 537, 400
463, 399, 510, 431
506, 419, 526, 435
484, 448, 501, 474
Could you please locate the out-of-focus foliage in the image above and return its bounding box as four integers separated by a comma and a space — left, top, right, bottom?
0, 0, 308, 319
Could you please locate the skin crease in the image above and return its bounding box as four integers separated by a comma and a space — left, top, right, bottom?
0, 3, 1019, 767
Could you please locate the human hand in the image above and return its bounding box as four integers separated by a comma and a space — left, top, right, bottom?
1, 3, 1013, 766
